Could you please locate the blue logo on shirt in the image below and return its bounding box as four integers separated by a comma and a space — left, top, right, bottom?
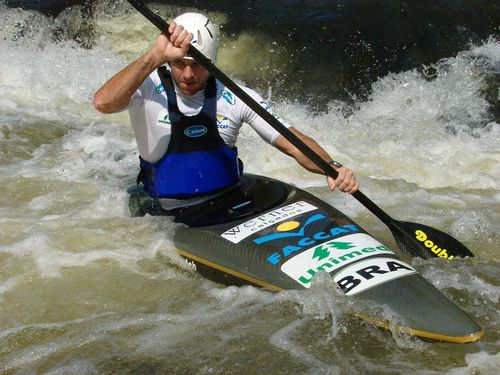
155, 83, 165, 94
260, 100, 270, 110
222, 89, 236, 105
184, 125, 208, 137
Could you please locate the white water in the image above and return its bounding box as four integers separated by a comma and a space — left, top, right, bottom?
0, 4, 498, 374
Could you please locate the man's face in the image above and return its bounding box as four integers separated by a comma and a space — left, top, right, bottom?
170, 59, 210, 96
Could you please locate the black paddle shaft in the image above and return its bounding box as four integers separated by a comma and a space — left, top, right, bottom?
126, 0, 474, 259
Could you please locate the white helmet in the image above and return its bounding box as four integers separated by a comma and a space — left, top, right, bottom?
173, 12, 218, 62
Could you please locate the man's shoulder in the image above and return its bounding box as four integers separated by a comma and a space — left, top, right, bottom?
215, 79, 257, 94
215, 80, 261, 108
145, 70, 162, 91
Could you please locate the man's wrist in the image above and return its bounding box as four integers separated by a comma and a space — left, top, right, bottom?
143, 49, 166, 70
328, 159, 343, 168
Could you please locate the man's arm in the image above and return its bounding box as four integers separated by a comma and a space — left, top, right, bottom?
93, 22, 192, 114
274, 128, 359, 194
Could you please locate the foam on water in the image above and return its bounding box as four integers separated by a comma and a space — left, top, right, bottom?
446, 351, 500, 375
240, 39, 500, 191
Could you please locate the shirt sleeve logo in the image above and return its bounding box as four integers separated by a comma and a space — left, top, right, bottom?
155, 83, 165, 94
259, 100, 282, 121
221, 89, 236, 105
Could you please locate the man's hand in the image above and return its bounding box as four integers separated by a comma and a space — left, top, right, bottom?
274, 128, 359, 195
151, 22, 193, 65
326, 166, 358, 194
93, 23, 193, 114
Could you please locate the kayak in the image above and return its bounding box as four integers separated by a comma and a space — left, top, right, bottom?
128, 173, 483, 343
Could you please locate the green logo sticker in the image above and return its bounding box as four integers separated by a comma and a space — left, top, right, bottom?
281, 233, 395, 287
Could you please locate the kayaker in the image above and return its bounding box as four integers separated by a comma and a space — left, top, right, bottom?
93, 12, 359, 209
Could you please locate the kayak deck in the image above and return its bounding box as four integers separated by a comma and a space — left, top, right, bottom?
129, 174, 484, 343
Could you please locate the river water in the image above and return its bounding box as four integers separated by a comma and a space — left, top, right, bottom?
0, 1, 499, 374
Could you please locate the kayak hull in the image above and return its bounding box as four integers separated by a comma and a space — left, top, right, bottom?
129, 174, 483, 343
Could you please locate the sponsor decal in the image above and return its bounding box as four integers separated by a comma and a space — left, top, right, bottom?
216, 115, 229, 129
415, 230, 454, 259
254, 213, 326, 244
222, 89, 236, 105
184, 125, 207, 137
254, 213, 359, 265
156, 111, 171, 128
259, 100, 282, 121
221, 201, 317, 243
260, 100, 271, 111
155, 83, 165, 94
281, 233, 394, 285
333, 257, 416, 295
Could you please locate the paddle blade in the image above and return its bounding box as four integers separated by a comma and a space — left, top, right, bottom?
389, 221, 475, 259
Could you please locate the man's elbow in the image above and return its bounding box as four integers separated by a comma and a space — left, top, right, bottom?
93, 92, 109, 114
93, 92, 122, 114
